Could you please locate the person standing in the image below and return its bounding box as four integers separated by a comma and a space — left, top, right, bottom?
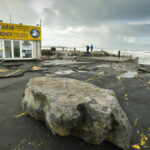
118, 50, 121, 58
86, 45, 90, 52
90, 44, 93, 52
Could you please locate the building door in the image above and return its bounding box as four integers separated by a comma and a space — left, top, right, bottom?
13, 41, 20, 58
4, 40, 12, 58
0, 40, 3, 58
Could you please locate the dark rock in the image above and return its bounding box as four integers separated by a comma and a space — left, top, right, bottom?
22, 77, 132, 150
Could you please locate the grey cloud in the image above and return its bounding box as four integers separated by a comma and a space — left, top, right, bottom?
109, 23, 150, 37
0, 0, 39, 25
43, 0, 150, 27
38, 0, 150, 50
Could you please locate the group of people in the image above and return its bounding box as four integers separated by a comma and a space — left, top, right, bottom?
78, 45, 121, 58
86, 45, 121, 58
86, 44, 93, 52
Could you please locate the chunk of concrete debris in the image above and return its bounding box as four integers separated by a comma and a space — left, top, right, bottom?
22, 77, 132, 150
138, 65, 150, 73
138, 66, 147, 73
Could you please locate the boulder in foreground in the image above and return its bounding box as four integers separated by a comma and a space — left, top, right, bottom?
22, 77, 132, 150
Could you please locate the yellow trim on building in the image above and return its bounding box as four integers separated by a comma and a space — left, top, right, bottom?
0, 23, 41, 41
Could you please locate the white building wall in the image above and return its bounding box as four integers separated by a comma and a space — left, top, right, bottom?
32, 41, 36, 59
0, 39, 41, 60
32, 41, 41, 59
37, 41, 41, 59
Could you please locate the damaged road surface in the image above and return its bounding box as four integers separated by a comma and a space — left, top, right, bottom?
0, 59, 150, 150
0, 61, 41, 78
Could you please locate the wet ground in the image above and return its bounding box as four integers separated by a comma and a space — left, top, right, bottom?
0, 57, 150, 150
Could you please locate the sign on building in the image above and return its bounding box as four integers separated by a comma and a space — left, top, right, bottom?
0, 23, 41, 41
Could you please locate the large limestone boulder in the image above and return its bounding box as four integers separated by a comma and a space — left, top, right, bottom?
22, 77, 132, 150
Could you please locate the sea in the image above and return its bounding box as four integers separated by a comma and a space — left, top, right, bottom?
76, 48, 150, 65
42, 46, 150, 65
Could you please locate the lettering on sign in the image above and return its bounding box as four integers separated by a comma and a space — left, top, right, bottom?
0, 24, 14, 30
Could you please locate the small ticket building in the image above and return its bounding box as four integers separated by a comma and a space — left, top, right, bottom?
0, 22, 41, 60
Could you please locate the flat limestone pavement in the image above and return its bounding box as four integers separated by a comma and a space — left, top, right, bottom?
22, 77, 132, 150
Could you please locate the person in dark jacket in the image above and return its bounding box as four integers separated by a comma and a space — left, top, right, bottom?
118, 50, 121, 58
86, 45, 90, 52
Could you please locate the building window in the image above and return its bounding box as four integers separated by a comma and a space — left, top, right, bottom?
0, 40, 3, 58
22, 41, 32, 58
13, 41, 20, 58
4, 40, 12, 58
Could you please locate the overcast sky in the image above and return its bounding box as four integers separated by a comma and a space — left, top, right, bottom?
0, 0, 150, 50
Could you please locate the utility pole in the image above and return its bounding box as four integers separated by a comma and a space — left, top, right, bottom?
9, 15, 12, 23
39, 19, 42, 59
40, 19, 42, 27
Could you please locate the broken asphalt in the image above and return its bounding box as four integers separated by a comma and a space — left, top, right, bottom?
0, 58, 150, 150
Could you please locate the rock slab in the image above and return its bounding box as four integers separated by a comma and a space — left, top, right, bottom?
22, 77, 132, 150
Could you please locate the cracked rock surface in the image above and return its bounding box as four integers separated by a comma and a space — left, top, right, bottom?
22, 77, 132, 150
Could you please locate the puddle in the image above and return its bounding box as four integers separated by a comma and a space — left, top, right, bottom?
78, 71, 89, 73
120, 71, 137, 78
42, 60, 90, 66
55, 70, 96, 75
97, 64, 112, 68
97, 64, 127, 71
55, 70, 75, 75
78, 71, 96, 74
138, 73, 150, 79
